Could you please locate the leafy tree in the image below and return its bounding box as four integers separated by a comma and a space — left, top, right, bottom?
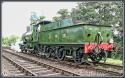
52, 9, 70, 21
2, 35, 20, 47
39, 16, 45, 21
52, 16, 61, 21
57, 9, 69, 19
30, 12, 39, 25
71, 2, 123, 27
30, 12, 46, 25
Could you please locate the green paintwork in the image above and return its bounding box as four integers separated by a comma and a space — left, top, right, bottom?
84, 25, 112, 43
37, 18, 112, 44
23, 18, 112, 45
41, 18, 74, 31
32, 25, 39, 42
41, 22, 60, 31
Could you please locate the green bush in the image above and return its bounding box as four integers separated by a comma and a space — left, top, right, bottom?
2, 35, 20, 47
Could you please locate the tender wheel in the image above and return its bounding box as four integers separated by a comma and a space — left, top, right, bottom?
45, 47, 51, 58
89, 47, 107, 63
100, 50, 107, 63
56, 48, 66, 60
73, 48, 84, 64
90, 31, 107, 63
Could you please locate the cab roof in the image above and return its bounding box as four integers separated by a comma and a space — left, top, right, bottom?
34, 21, 52, 26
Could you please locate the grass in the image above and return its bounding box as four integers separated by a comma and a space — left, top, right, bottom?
105, 58, 123, 66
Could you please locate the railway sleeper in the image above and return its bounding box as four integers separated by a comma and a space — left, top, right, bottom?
27, 66, 43, 69
26, 66, 42, 69
41, 73, 61, 76
31, 68, 47, 72
38, 70, 53, 75
10, 70, 21, 72
13, 73, 26, 76
9, 69, 19, 71
36, 70, 53, 75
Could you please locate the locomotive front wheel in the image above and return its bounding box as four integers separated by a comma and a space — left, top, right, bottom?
21, 49, 24, 52
56, 48, 66, 60
73, 48, 84, 64
24, 49, 27, 53
45, 47, 51, 58
20, 46, 25, 53
20, 47, 24, 52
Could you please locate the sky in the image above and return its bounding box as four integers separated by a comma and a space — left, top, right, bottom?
2, 2, 78, 37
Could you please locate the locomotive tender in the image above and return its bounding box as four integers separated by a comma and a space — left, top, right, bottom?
19, 18, 114, 64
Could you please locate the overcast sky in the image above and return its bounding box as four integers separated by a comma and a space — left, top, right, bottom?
2, 2, 78, 37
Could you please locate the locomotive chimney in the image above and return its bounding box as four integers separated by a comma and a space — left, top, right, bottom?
26, 26, 30, 32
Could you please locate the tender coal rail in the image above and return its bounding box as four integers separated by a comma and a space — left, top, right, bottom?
2, 48, 123, 76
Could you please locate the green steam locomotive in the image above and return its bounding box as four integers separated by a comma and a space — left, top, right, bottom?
19, 18, 115, 64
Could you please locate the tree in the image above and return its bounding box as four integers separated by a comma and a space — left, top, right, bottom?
2, 35, 20, 47
30, 12, 46, 25
52, 16, 61, 21
71, 2, 123, 27
39, 16, 45, 21
52, 9, 70, 21
30, 12, 39, 25
57, 9, 69, 19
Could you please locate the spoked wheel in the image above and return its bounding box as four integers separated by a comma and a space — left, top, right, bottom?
56, 48, 66, 61
20, 47, 24, 52
99, 50, 107, 63
89, 32, 107, 63
37, 47, 41, 56
30, 47, 36, 54
21, 49, 24, 53
89, 46, 107, 63
73, 48, 84, 64
45, 47, 51, 58
24, 49, 27, 53
20, 46, 25, 53
32, 49, 37, 54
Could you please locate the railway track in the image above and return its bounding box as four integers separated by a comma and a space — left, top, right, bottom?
17, 50, 123, 76
27, 53, 123, 76
2, 50, 79, 76
43, 55, 123, 76
2, 57, 27, 76
94, 62, 123, 71
2, 48, 123, 76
